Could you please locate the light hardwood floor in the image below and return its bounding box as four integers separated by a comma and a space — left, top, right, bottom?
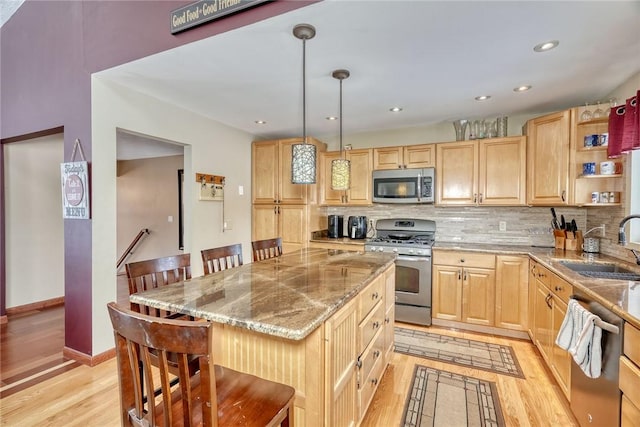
1, 317, 578, 426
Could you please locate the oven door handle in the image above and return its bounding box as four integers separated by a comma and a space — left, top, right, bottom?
396, 255, 431, 262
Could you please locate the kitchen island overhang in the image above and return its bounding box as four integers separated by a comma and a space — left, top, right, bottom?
129, 248, 397, 427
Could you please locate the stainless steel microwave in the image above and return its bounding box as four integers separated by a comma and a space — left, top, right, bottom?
372, 168, 435, 204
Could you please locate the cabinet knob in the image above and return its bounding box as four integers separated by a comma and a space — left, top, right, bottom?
479, 193, 483, 203
370, 378, 378, 386
372, 292, 379, 300
385, 317, 390, 324
372, 321, 380, 329
373, 350, 381, 358
356, 359, 362, 369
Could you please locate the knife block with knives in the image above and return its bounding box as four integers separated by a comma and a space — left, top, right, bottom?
551, 209, 583, 251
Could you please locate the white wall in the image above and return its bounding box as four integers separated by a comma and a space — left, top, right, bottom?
116, 155, 184, 270
91, 77, 253, 355
4, 134, 64, 307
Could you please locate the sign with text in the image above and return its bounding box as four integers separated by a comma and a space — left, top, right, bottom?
61, 161, 90, 219
170, 0, 270, 34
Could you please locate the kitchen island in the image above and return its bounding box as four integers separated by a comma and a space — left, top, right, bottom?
131, 248, 396, 427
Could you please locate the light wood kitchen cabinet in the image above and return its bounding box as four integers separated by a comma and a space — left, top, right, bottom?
319, 148, 372, 205
252, 204, 308, 254
436, 137, 526, 206
373, 144, 434, 170
252, 137, 326, 253
527, 261, 538, 340
436, 141, 477, 205
252, 137, 326, 205
620, 323, 640, 427
526, 110, 571, 205
495, 255, 529, 331
432, 251, 496, 326
532, 263, 572, 400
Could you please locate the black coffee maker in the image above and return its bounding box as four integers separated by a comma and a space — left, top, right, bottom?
327, 215, 343, 238
347, 216, 367, 239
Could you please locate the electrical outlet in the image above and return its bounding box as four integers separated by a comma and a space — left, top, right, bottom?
499, 221, 507, 231
600, 223, 606, 237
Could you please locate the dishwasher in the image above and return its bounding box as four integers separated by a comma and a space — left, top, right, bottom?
569, 292, 624, 427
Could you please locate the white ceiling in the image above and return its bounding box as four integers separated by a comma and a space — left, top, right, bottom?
93, 1, 640, 155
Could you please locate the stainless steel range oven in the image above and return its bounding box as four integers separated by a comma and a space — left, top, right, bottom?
365, 218, 435, 326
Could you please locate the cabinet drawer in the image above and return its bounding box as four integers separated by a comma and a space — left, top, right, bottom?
359, 275, 384, 323
358, 348, 385, 420
358, 327, 385, 388
620, 356, 640, 410
550, 274, 572, 303
433, 251, 495, 269
534, 264, 552, 288
622, 395, 640, 427
624, 323, 640, 366
359, 300, 384, 353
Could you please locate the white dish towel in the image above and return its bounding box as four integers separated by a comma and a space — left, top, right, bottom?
555, 298, 603, 378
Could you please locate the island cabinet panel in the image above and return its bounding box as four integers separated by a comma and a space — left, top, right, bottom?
383, 267, 395, 362
211, 322, 325, 426
325, 297, 359, 427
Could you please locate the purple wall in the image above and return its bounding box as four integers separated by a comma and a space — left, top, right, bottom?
1, 0, 317, 357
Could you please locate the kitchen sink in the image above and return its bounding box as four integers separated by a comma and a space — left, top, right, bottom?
559, 261, 640, 281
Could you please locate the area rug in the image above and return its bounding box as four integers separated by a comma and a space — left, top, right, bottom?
395, 327, 524, 378
401, 364, 506, 427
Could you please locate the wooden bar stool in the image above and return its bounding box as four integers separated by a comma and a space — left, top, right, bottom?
201, 243, 243, 274
251, 237, 283, 262
107, 302, 295, 427
125, 254, 191, 317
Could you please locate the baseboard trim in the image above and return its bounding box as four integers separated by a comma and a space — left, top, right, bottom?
431, 318, 531, 341
63, 346, 116, 367
6, 296, 65, 315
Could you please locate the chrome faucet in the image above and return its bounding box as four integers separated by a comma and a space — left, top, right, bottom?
618, 214, 640, 265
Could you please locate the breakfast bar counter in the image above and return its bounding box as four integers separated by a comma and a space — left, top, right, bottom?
130, 248, 396, 427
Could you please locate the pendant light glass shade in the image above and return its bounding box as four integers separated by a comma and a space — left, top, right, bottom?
330, 69, 351, 191
292, 142, 317, 184
291, 24, 316, 184
331, 158, 350, 190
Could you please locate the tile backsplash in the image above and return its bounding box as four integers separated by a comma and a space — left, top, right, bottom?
323, 205, 587, 248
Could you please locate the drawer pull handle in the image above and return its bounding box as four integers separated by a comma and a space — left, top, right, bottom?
372, 292, 379, 300
373, 350, 381, 358
356, 359, 362, 369
385, 317, 390, 324
372, 321, 380, 329
370, 378, 378, 386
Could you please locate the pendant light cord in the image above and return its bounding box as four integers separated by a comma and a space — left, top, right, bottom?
302, 37, 307, 145
339, 77, 343, 158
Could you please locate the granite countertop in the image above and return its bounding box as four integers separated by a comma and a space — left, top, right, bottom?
434, 242, 640, 329
130, 248, 395, 341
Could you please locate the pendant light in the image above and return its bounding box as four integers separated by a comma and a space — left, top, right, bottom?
291, 23, 317, 184
331, 69, 351, 190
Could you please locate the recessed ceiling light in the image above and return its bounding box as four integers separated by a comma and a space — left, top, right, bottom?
255, 120, 267, 124
389, 107, 403, 112
534, 40, 559, 52
513, 85, 532, 92
475, 95, 491, 101
326, 116, 338, 121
